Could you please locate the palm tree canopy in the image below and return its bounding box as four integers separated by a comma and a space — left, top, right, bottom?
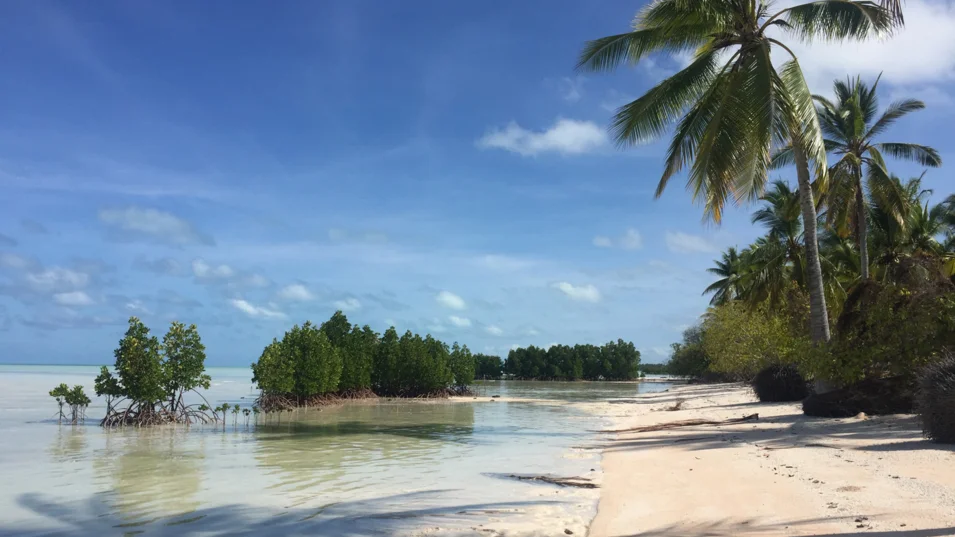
578, 0, 894, 222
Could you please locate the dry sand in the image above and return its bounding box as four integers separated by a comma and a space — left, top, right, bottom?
589, 383, 955, 537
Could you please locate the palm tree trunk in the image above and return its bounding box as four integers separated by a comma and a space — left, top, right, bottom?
792, 141, 832, 345
855, 179, 870, 279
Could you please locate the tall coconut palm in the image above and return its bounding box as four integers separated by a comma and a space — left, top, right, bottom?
577, 0, 895, 344
752, 180, 806, 286
779, 76, 941, 280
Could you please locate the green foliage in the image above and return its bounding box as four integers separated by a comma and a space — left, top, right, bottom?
50, 383, 91, 423
752, 364, 810, 402
338, 325, 377, 392
320, 310, 352, 349
251, 339, 295, 395
287, 322, 342, 397
449, 342, 475, 387
114, 317, 166, 405
638, 363, 668, 375
504, 341, 640, 381
161, 321, 211, 406
702, 302, 806, 381
94, 366, 122, 399
473, 354, 503, 379
373, 327, 401, 393
812, 281, 955, 385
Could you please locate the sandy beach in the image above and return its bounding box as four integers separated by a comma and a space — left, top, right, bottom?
590, 383, 955, 537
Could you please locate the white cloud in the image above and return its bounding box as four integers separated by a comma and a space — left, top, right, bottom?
665, 232, 716, 254
125, 299, 151, 314
53, 291, 94, 307
243, 274, 271, 288
99, 207, 214, 246
525, 328, 540, 337
278, 283, 314, 301
592, 236, 613, 248
557, 76, 585, 102
619, 228, 643, 250
476, 118, 607, 156
192, 259, 234, 280
436, 290, 466, 310
26, 268, 89, 293
593, 228, 642, 250
773, 0, 955, 91
486, 324, 504, 336
333, 297, 362, 311
553, 282, 602, 303
449, 315, 472, 328
229, 298, 286, 319
510, 344, 522, 351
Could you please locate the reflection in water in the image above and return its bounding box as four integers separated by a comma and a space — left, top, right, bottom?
255, 403, 475, 508
93, 429, 204, 525
3, 369, 673, 536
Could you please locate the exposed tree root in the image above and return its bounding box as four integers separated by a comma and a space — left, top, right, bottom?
601, 413, 759, 434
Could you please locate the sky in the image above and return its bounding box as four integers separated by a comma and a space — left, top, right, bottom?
1, 0, 953, 365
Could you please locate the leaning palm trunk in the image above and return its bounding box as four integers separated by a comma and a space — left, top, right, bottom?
855, 181, 870, 280
793, 140, 831, 344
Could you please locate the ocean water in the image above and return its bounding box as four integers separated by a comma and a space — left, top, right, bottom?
0, 365, 671, 536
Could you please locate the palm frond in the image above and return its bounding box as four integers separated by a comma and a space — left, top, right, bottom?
874, 142, 942, 167
611, 50, 721, 146
864, 99, 925, 139
778, 58, 829, 191
781, 0, 893, 42
576, 26, 711, 72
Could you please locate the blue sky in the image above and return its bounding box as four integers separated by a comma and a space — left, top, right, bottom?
1, 0, 953, 365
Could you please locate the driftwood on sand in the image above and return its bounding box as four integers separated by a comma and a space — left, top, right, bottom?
486, 473, 599, 489
601, 413, 759, 434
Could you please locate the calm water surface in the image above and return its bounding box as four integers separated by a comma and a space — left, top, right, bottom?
0, 365, 671, 536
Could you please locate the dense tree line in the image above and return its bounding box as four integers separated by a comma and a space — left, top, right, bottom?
474, 354, 504, 379
252, 311, 475, 408
638, 363, 668, 375
504, 340, 640, 381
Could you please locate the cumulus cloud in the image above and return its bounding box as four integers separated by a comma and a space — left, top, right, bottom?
53, 291, 94, 307
436, 290, 466, 310
333, 297, 362, 311
99, 206, 214, 246
229, 298, 285, 319
192, 259, 234, 280
775, 0, 955, 93
25, 268, 89, 293
665, 232, 716, 254
0, 234, 17, 247
477, 118, 607, 156
553, 282, 601, 303
278, 283, 314, 301
448, 315, 472, 328
125, 299, 152, 314
485, 324, 504, 336
593, 228, 642, 250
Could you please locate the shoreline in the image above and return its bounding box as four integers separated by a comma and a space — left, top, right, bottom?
588, 383, 955, 536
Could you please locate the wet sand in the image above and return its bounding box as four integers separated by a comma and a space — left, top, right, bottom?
589, 383, 955, 536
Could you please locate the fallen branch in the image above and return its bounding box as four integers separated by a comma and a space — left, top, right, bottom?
506, 474, 598, 489
601, 413, 759, 434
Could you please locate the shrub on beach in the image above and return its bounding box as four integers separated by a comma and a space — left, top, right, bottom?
701, 302, 804, 381
802, 376, 915, 417
916, 353, 955, 444
751, 364, 810, 402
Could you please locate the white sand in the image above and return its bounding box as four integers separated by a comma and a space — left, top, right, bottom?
589, 383, 955, 536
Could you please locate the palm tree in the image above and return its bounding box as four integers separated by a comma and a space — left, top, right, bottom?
785, 76, 941, 280
704, 247, 744, 306
752, 180, 806, 286
577, 0, 895, 344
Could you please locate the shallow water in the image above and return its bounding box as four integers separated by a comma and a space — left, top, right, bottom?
0, 365, 671, 536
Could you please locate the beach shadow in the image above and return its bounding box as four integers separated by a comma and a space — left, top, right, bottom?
603, 411, 935, 454
611, 516, 955, 537
3, 490, 563, 537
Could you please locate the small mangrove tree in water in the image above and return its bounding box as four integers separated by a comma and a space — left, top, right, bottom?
49, 384, 91, 424
252, 311, 475, 410
94, 317, 217, 427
